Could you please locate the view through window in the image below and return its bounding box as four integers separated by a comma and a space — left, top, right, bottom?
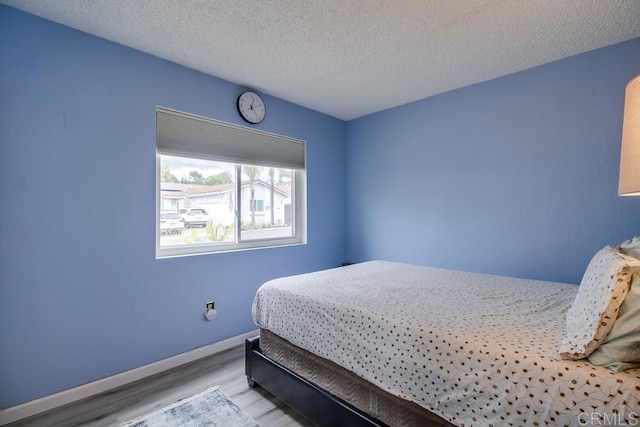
156, 107, 306, 257
159, 155, 298, 254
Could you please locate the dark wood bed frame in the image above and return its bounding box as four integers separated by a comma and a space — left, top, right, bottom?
245, 336, 381, 426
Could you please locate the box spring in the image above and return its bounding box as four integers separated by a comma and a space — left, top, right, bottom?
259, 328, 454, 426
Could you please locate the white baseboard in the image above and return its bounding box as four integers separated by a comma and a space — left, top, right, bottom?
0, 329, 259, 426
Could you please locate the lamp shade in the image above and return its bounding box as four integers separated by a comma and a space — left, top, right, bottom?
619, 74, 640, 196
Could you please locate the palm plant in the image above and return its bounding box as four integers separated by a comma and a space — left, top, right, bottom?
244, 165, 260, 225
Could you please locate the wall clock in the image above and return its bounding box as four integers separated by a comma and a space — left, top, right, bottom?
237, 91, 266, 124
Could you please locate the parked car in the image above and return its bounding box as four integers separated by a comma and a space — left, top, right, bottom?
160, 212, 185, 235
179, 208, 209, 228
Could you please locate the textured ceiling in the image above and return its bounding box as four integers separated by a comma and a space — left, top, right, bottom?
3, 0, 640, 120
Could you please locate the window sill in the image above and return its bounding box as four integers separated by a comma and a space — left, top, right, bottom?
156, 237, 306, 259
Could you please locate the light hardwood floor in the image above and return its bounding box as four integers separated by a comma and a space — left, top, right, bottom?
8, 344, 314, 427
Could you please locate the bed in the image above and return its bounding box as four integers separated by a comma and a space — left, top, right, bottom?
246, 258, 640, 426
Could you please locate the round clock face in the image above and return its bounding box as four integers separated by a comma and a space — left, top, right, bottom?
237, 91, 266, 124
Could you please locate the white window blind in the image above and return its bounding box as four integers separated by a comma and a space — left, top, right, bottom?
156, 107, 305, 169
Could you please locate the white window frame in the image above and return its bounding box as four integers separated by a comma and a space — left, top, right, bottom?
156, 107, 306, 258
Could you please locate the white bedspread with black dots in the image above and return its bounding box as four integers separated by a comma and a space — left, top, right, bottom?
252, 261, 640, 427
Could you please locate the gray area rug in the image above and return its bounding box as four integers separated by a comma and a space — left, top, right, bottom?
121, 386, 258, 426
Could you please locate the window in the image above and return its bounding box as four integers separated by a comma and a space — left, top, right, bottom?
156, 107, 306, 257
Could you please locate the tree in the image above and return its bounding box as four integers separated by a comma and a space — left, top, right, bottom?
269, 168, 275, 225
203, 171, 233, 185
217, 171, 233, 183
278, 168, 291, 184
244, 166, 260, 225
161, 159, 178, 183
188, 170, 203, 184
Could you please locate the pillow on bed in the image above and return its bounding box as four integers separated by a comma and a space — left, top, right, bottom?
587, 269, 640, 371
619, 236, 640, 260
559, 246, 640, 360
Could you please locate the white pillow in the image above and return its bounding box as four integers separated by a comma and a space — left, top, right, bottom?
559, 246, 640, 360
588, 270, 640, 371
619, 236, 640, 260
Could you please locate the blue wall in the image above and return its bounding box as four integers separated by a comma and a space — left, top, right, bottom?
2, 3, 640, 412
347, 37, 640, 284
0, 6, 346, 409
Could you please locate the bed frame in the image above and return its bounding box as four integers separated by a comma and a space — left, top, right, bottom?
245, 334, 454, 426
245, 336, 378, 426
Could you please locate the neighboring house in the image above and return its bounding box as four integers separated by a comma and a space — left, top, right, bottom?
160, 180, 292, 227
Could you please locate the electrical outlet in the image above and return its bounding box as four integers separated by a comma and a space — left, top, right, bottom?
204, 301, 217, 320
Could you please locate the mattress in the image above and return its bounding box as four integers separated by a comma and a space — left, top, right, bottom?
252, 261, 640, 426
